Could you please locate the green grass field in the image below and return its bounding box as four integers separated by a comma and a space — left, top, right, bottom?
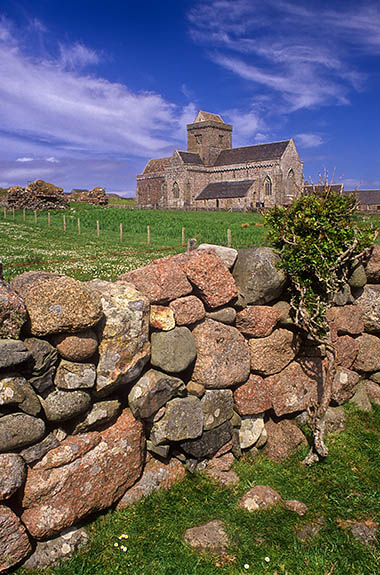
16, 404, 380, 575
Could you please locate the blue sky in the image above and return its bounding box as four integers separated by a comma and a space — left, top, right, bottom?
0, 0, 379, 195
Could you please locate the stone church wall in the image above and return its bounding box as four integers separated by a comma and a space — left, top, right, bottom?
2, 244, 379, 571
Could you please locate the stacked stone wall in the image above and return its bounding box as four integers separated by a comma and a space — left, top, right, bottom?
1, 244, 380, 571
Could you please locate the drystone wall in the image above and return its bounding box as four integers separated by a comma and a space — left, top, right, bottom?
1, 244, 380, 571
7, 180, 69, 210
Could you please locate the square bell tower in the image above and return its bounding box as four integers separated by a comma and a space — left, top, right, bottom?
187, 111, 232, 166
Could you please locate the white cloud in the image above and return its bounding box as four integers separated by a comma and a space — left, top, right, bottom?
45, 157, 59, 163
16, 157, 34, 162
295, 133, 324, 148
59, 43, 100, 69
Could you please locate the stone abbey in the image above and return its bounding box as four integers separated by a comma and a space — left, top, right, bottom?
136, 110, 303, 210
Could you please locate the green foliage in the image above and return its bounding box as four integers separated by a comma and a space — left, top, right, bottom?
265, 189, 374, 338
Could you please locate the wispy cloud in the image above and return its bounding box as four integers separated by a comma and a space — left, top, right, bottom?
295, 133, 324, 148
189, 0, 376, 112
16, 157, 34, 163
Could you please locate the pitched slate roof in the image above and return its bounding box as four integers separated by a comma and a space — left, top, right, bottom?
194, 110, 224, 123
347, 190, 380, 205
143, 157, 171, 174
177, 151, 204, 165
304, 184, 344, 194
214, 141, 290, 167
196, 180, 255, 200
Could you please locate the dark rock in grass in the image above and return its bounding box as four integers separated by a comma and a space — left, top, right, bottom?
0, 413, 45, 452
296, 518, 325, 541
0, 504, 32, 572
180, 421, 232, 459
0, 454, 26, 500
22, 527, 89, 569
350, 522, 378, 547
0, 339, 31, 369
184, 519, 229, 555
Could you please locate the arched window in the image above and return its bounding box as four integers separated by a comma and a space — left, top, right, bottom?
264, 176, 272, 196
173, 181, 180, 199
287, 169, 296, 198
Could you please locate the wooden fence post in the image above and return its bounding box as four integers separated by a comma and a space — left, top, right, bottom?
77, 218, 81, 235
182, 226, 185, 248
147, 225, 151, 246
120, 222, 123, 243
23, 208, 26, 222
34, 210, 37, 224
227, 228, 231, 248
48, 212, 51, 227
63, 214, 66, 232
96, 220, 100, 237
12, 208, 15, 220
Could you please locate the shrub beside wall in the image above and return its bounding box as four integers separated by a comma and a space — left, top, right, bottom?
1, 244, 380, 571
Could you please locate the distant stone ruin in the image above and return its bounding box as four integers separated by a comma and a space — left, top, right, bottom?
7, 180, 69, 210
71, 187, 108, 206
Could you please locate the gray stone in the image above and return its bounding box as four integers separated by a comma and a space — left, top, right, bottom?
20, 433, 60, 465
150, 397, 203, 444
0, 373, 25, 406
0, 504, 32, 572
206, 307, 236, 324
72, 400, 121, 433
151, 327, 196, 374
146, 440, 170, 459
370, 371, 380, 384
332, 282, 354, 306
0, 413, 45, 452
232, 247, 287, 307
88, 280, 150, 396
349, 383, 372, 412
23, 527, 89, 569
184, 519, 229, 555
355, 285, 380, 333
54, 360, 96, 390
0, 454, 26, 500
0, 339, 31, 369
229, 411, 242, 428
296, 518, 325, 541
197, 244, 238, 269
180, 421, 233, 459
24, 337, 58, 392
273, 300, 294, 325
201, 389, 234, 430
348, 261, 367, 289
40, 389, 91, 423
322, 406, 346, 433
186, 381, 205, 398
128, 369, 185, 419
239, 415, 264, 449
18, 381, 41, 416
350, 522, 378, 547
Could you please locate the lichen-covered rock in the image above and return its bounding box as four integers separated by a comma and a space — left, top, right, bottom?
0, 504, 32, 572
150, 397, 203, 444
233, 375, 272, 415
128, 369, 185, 420
192, 319, 250, 388
365, 245, 380, 283
236, 306, 281, 338
24, 337, 58, 392
353, 333, 380, 373
239, 485, 282, 512
249, 329, 300, 376
197, 244, 238, 269
334, 335, 359, 369
51, 329, 98, 362
206, 307, 236, 324
263, 418, 307, 461
150, 305, 175, 331
239, 415, 264, 449
22, 526, 89, 570
20, 433, 60, 466
331, 367, 360, 405
0, 339, 31, 369
117, 458, 186, 508
88, 280, 150, 396
40, 389, 91, 423
266, 359, 321, 417
201, 389, 234, 430
119, 259, 192, 303
180, 421, 233, 459
0, 283, 27, 339
0, 454, 26, 500
169, 295, 205, 326
326, 305, 364, 335
354, 285, 380, 333
0, 413, 45, 452
348, 262, 367, 289
72, 400, 121, 434
11, 272, 103, 336
151, 327, 196, 373
0, 373, 25, 406
232, 247, 287, 307
180, 250, 238, 308
54, 360, 96, 390
21, 409, 144, 539
18, 381, 41, 416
